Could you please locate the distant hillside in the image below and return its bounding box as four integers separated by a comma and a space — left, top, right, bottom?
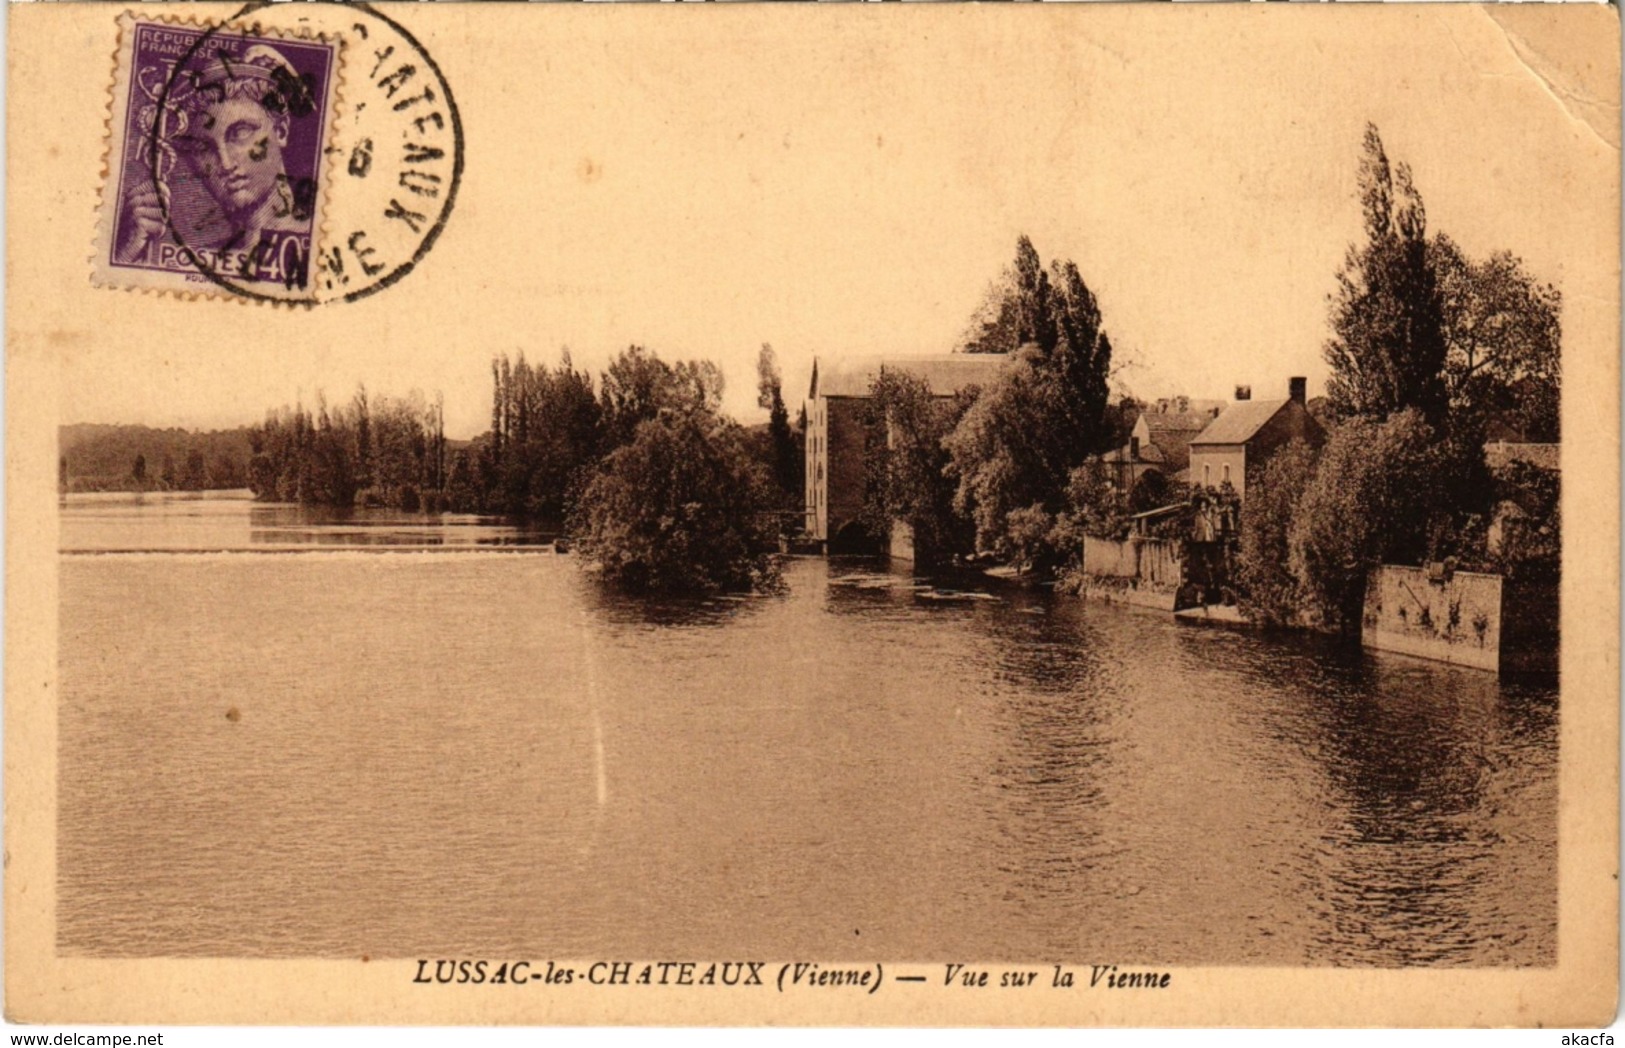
59, 423, 255, 492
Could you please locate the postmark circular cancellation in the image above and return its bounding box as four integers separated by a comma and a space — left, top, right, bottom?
93, 3, 463, 306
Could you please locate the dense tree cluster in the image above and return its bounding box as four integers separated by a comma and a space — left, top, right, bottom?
1224, 124, 1561, 632
1234, 440, 1317, 627
244, 344, 793, 592
445, 351, 603, 520
573, 398, 780, 594
1324, 125, 1559, 445
58, 424, 250, 493
857, 369, 977, 566
943, 237, 1117, 567
248, 390, 447, 510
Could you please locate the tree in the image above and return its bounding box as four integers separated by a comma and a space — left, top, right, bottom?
858, 370, 976, 566
598, 346, 724, 451
1323, 125, 1448, 426
247, 390, 442, 510
476, 348, 604, 521
1063, 459, 1130, 541
757, 344, 801, 505
1487, 459, 1560, 577
959, 235, 1053, 355
573, 405, 778, 594
1235, 439, 1318, 626
945, 237, 1116, 566
1432, 235, 1562, 442
1127, 469, 1171, 514
207, 454, 243, 490
180, 448, 208, 491
131, 454, 148, 485
1288, 411, 1440, 632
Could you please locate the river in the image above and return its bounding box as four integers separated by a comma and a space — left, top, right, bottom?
57, 492, 1557, 965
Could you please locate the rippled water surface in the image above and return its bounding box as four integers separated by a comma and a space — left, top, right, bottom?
58, 496, 1557, 964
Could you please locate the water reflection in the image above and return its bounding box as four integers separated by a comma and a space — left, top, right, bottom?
576, 578, 772, 631
56, 508, 1556, 965
60, 490, 553, 551
1161, 615, 1557, 965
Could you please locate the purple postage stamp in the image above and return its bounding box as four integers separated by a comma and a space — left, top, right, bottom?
94, 14, 342, 300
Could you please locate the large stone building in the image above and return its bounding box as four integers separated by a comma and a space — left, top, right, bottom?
804, 354, 1008, 551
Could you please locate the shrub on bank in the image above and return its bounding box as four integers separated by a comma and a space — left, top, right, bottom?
573, 409, 780, 594
1235, 440, 1317, 627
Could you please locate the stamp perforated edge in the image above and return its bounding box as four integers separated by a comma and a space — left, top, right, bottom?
90, 9, 348, 306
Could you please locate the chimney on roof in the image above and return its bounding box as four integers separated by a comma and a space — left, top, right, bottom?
1289, 376, 1306, 404
1234, 384, 1251, 402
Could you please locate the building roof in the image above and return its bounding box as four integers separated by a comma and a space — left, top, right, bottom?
1144, 412, 1213, 436
1188, 398, 1291, 447
1103, 442, 1167, 466
1140, 410, 1213, 471
810, 354, 1009, 399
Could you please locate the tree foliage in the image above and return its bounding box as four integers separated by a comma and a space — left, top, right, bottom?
1486, 459, 1560, 578
573, 399, 778, 594
1235, 440, 1317, 627
477, 350, 603, 521
858, 369, 976, 566
1325, 125, 1561, 447
1287, 410, 1449, 632
1324, 125, 1449, 426
1291, 123, 1560, 629
945, 236, 1116, 566
1432, 235, 1562, 441
757, 343, 802, 506
57, 424, 252, 494
247, 390, 446, 510
1063, 460, 1131, 542
599, 346, 723, 450
1127, 469, 1172, 515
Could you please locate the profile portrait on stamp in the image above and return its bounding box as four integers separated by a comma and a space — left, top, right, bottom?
120, 43, 314, 265
98, 18, 339, 296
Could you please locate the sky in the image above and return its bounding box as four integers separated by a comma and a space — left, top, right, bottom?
40, 4, 1619, 439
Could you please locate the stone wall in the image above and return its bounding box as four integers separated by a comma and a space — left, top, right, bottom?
1083, 535, 1137, 578
1082, 536, 1182, 589
825, 396, 875, 549
1362, 566, 1504, 671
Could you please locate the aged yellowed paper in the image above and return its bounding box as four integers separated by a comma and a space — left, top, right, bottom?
7, 1, 1619, 1027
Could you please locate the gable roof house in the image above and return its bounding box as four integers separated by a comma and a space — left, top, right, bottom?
804, 354, 1008, 550
1101, 402, 1221, 492
1187, 376, 1325, 501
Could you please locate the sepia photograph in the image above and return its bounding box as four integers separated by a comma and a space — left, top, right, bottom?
6, 0, 1619, 1028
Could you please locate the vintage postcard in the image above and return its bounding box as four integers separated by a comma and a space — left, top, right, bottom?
6, 0, 1619, 1028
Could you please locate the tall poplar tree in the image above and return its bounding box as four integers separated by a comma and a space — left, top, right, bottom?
1323, 124, 1448, 426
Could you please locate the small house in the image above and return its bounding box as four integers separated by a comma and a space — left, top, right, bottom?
1102, 401, 1221, 494
1187, 377, 1324, 500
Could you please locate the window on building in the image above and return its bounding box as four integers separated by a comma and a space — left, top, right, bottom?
1223, 464, 1231, 484
1203, 464, 1211, 485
